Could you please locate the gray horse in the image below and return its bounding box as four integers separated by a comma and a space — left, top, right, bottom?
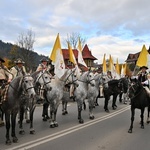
74, 71, 96, 123
1, 75, 36, 145
45, 69, 77, 128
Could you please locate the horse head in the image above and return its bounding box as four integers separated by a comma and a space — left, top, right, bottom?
84, 71, 95, 87
20, 74, 36, 99
128, 77, 143, 99
34, 70, 52, 90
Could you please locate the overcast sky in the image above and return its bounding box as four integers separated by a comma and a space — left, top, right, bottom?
0, 0, 150, 64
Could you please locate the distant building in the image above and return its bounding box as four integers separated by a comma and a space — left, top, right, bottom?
62, 44, 97, 70
125, 47, 150, 65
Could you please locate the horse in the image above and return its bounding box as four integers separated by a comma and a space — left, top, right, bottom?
45, 69, 78, 127
0, 75, 36, 145
31, 70, 52, 121
128, 78, 150, 133
119, 77, 130, 104
93, 73, 104, 106
74, 71, 96, 123
102, 75, 122, 112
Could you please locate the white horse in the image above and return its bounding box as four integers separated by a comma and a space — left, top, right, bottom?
74, 71, 96, 123
45, 69, 77, 128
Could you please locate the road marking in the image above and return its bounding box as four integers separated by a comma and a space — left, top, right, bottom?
6, 106, 130, 150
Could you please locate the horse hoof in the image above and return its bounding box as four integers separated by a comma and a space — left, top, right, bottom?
26, 119, 30, 123
147, 121, 150, 124
6, 139, 11, 145
46, 116, 50, 119
105, 109, 110, 113
95, 103, 99, 106
19, 130, 25, 135
141, 126, 144, 129
65, 111, 68, 114
54, 123, 58, 127
50, 124, 55, 128
43, 117, 47, 121
12, 137, 18, 143
79, 119, 84, 124
90, 116, 95, 120
112, 107, 116, 110
30, 130, 35, 134
62, 112, 66, 115
128, 129, 132, 133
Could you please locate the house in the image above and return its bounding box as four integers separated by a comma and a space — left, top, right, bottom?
125, 46, 150, 65
62, 44, 97, 70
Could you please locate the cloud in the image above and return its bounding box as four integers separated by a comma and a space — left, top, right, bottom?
0, 0, 150, 65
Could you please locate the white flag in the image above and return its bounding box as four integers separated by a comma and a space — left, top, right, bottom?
77, 39, 87, 67
54, 48, 65, 78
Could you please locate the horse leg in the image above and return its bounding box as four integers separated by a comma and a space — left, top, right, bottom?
19, 107, 25, 135
83, 100, 86, 110
147, 106, 150, 124
49, 107, 55, 128
140, 108, 145, 129
119, 93, 123, 103
77, 102, 84, 123
42, 102, 49, 121
29, 104, 36, 134
62, 100, 68, 115
53, 109, 58, 127
112, 94, 117, 110
128, 107, 135, 133
104, 95, 110, 112
88, 99, 95, 120
5, 113, 11, 145
0, 108, 4, 126
95, 96, 99, 106
11, 112, 18, 143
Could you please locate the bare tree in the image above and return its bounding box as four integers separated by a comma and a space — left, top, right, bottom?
16, 29, 36, 71
65, 32, 86, 49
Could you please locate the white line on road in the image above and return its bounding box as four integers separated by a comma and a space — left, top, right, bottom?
6, 106, 130, 150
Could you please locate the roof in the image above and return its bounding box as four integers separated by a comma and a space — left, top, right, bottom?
62, 44, 97, 60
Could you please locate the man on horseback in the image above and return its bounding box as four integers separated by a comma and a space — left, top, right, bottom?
9, 58, 27, 78
0, 57, 12, 126
137, 66, 150, 96
36, 57, 50, 72
36, 57, 51, 103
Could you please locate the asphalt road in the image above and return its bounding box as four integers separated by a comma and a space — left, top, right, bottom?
0, 98, 150, 150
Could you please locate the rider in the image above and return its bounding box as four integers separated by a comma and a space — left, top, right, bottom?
0, 57, 12, 126
36, 57, 51, 121
106, 70, 113, 81
138, 66, 150, 96
36, 57, 50, 72
9, 58, 27, 79
9, 58, 29, 122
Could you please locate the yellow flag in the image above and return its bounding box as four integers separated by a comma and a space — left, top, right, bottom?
136, 45, 149, 67
68, 42, 77, 65
50, 33, 61, 63
102, 54, 107, 74
115, 58, 120, 75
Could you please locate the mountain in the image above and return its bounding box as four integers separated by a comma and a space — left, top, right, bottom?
0, 40, 48, 71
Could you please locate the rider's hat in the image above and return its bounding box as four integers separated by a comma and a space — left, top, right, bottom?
0, 57, 5, 63
40, 57, 49, 62
14, 58, 25, 64
139, 66, 148, 70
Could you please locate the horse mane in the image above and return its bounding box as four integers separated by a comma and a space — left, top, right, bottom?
108, 79, 119, 86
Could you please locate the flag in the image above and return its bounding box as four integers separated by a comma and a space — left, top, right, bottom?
77, 38, 87, 67
109, 55, 117, 78
50, 33, 61, 63
68, 42, 77, 65
102, 54, 107, 74
50, 33, 65, 78
68, 42, 81, 77
121, 63, 127, 77
136, 45, 149, 67
115, 58, 120, 79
